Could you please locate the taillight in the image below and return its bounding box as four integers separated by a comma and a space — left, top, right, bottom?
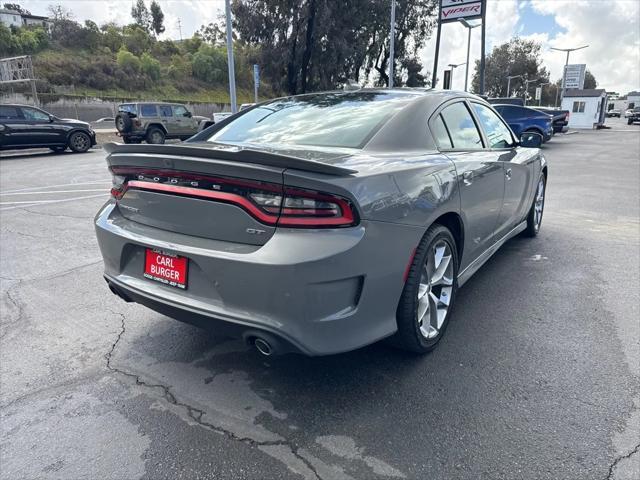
109, 167, 358, 228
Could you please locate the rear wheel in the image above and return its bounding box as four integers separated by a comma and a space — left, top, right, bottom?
68, 131, 91, 153
146, 127, 165, 144
393, 225, 458, 353
524, 174, 546, 237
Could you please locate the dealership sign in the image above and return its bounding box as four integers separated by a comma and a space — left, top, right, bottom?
564, 64, 586, 90
440, 0, 484, 22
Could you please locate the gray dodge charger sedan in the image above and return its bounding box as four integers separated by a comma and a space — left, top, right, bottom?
95, 89, 547, 356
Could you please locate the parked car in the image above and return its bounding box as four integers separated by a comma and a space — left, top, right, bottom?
624, 108, 635, 118
96, 89, 547, 356
627, 107, 640, 125
488, 97, 525, 106
534, 107, 570, 133
0, 104, 96, 153
114, 102, 208, 144
198, 111, 234, 132
493, 104, 554, 142
606, 109, 621, 118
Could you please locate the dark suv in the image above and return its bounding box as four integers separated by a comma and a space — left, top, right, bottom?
0, 104, 96, 152
115, 102, 206, 144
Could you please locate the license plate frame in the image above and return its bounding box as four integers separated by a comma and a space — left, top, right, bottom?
143, 248, 188, 289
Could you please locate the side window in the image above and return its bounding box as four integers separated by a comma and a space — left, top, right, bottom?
572, 101, 585, 113
431, 114, 453, 149
21, 107, 50, 121
472, 103, 514, 149
159, 105, 173, 117
140, 104, 157, 117
440, 102, 484, 149
173, 105, 188, 117
0, 106, 22, 119
118, 104, 136, 114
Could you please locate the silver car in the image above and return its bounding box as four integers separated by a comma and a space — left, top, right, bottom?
95, 89, 547, 356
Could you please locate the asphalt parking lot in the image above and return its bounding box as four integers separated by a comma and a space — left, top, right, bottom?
1, 118, 639, 480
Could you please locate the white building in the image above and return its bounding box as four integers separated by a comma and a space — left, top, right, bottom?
627, 91, 640, 109
0, 8, 52, 31
0, 8, 22, 28
561, 89, 607, 129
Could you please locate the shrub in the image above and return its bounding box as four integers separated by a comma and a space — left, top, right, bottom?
116, 47, 141, 73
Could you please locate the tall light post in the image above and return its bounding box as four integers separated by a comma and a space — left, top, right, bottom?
550, 45, 589, 103
523, 77, 539, 106
224, 0, 237, 113
537, 82, 549, 106
506, 74, 523, 97
388, 0, 396, 88
448, 62, 466, 90
458, 18, 481, 92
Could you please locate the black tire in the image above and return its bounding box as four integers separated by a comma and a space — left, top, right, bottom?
68, 131, 91, 153
145, 127, 165, 144
121, 136, 141, 144
115, 113, 133, 133
49, 146, 66, 153
393, 224, 459, 354
524, 173, 546, 237
628, 118, 633, 125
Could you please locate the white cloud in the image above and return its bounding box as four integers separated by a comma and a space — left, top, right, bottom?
529, 0, 640, 94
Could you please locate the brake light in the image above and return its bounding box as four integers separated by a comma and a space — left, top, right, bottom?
109, 167, 358, 228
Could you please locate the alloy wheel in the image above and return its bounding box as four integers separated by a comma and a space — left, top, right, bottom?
72, 133, 89, 151
534, 177, 545, 232
417, 240, 454, 339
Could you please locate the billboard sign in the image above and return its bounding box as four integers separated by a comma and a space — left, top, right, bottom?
535, 87, 542, 100
563, 64, 586, 90
440, 0, 484, 22
443, 70, 452, 90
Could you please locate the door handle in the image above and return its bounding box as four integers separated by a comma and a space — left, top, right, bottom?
505, 168, 512, 180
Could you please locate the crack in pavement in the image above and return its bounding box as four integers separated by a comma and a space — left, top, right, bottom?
606, 442, 640, 480
20, 207, 95, 220
104, 310, 322, 480
1, 280, 24, 340
1, 228, 50, 240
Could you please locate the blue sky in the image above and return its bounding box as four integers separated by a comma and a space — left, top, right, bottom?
517, 2, 566, 38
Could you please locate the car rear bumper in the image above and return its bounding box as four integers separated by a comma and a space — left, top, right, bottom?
95, 202, 423, 355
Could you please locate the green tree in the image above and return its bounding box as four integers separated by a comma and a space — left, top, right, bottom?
140, 52, 161, 80
117, 47, 141, 73
192, 44, 227, 83
131, 0, 151, 33
232, 0, 437, 94
168, 54, 192, 80
471, 37, 550, 97
123, 24, 152, 55
583, 70, 597, 89
149, 0, 165, 36
100, 22, 123, 52
3, 3, 30, 14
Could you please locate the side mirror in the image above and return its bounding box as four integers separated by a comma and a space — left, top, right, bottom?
184, 111, 192, 118
49, 114, 55, 122
520, 131, 543, 148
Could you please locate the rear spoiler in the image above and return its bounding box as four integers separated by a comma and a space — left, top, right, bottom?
103, 142, 357, 176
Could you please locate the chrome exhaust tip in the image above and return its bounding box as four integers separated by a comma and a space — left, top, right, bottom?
254, 337, 273, 356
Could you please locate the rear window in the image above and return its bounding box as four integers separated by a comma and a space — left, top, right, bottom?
206, 92, 416, 149
0, 106, 21, 119
159, 105, 172, 117
140, 104, 157, 117
118, 104, 136, 114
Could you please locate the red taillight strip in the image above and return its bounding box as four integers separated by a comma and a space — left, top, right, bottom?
278, 196, 354, 226
127, 180, 279, 224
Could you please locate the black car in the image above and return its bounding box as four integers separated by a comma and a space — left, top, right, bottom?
0, 104, 96, 153
627, 107, 640, 125
534, 107, 570, 133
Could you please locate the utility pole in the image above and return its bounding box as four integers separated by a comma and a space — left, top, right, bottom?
479, 0, 487, 95
448, 63, 466, 90
459, 19, 481, 92
176, 18, 182, 41
537, 82, 549, 106
550, 45, 588, 103
224, 0, 237, 113
506, 74, 522, 97
388, 0, 396, 88
523, 77, 538, 106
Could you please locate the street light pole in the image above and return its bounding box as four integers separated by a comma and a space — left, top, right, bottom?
550, 45, 588, 104
459, 18, 481, 92
506, 74, 523, 97
523, 77, 539, 106
388, 0, 396, 88
447, 63, 466, 90
224, 0, 237, 113
537, 82, 549, 106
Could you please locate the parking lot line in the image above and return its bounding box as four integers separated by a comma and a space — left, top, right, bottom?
0, 189, 108, 196
0, 193, 108, 210
0, 181, 110, 194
